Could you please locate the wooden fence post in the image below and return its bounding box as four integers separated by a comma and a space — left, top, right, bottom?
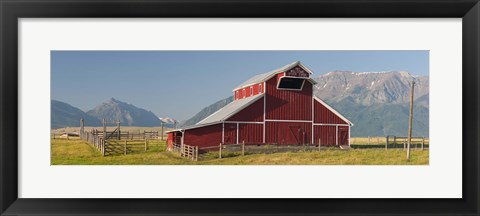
242, 140, 245, 156
367, 136, 370, 145
144, 138, 147, 152
394, 136, 397, 146
195, 146, 198, 161
385, 136, 388, 150
403, 139, 406, 149
219, 143, 222, 159
318, 138, 321, 151
124, 140, 127, 155
102, 118, 106, 143
422, 136, 425, 150
102, 139, 105, 157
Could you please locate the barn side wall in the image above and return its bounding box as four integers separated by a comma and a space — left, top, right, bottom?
167, 133, 174, 150
265, 121, 312, 145
238, 123, 263, 144
183, 123, 222, 148
265, 77, 313, 120
227, 96, 264, 122
234, 83, 264, 100
223, 123, 237, 145
313, 125, 350, 146
313, 125, 337, 146
313, 99, 348, 124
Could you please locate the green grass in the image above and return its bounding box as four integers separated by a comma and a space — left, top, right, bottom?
51, 138, 429, 165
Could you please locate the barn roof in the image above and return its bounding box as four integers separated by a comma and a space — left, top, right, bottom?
233, 61, 315, 91
195, 93, 264, 126
172, 94, 263, 131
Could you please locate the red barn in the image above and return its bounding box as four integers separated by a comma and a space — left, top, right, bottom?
167, 61, 353, 150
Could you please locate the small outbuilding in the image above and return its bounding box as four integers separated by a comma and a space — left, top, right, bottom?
167, 61, 353, 150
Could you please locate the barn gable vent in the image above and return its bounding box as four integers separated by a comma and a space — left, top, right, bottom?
277, 77, 305, 90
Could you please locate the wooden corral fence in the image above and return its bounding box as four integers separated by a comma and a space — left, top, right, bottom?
80, 130, 158, 156
78, 118, 161, 156
104, 131, 159, 140
385, 136, 428, 150
80, 129, 107, 156
171, 143, 198, 161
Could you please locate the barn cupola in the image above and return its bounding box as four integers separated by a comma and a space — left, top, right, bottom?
232, 61, 316, 100
276, 63, 312, 90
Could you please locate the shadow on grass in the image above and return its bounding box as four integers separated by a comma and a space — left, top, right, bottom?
352, 144, 430, 149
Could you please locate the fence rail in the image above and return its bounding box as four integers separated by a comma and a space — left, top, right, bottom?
386, 136, 427, 150
80, 130, 159, 156
171, 143, 198, 161
80, 130, 106, 156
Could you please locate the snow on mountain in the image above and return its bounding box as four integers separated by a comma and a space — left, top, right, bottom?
159, 117, 177, 125
313, 70, 429, 106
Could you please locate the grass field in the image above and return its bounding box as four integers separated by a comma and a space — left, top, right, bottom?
51, 137, 429, 165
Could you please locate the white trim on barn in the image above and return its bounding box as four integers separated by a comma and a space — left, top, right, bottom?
313, 123, 350, 126
311, 83, 314, 144
265, 119, 313, 123
224, 121, 264, 124
348, 126, 351, 146
236, 122, 239, 144
177, 121, 221, 131
336, 125, 339, 146
276, 77, 307, 91
263, 82, 266, 143
222, 122, 225, 144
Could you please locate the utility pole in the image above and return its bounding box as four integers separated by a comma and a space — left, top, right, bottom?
407, 80, 415, 161
161, 121, 164, 141
116, 120, 120, 140
80, 118, 84, 139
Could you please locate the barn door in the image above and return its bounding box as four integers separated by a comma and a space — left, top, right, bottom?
288, 126, 304, 145
223, 123, 237, 145
339, 128, 348, 145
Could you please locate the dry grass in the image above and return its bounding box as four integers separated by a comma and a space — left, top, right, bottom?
351, 137, 429, 145
51, 137, 429, 165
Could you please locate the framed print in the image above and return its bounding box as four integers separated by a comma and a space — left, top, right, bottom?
1, 0, 479, 215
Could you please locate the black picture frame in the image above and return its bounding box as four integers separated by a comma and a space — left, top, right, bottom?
1, 0, 479, 215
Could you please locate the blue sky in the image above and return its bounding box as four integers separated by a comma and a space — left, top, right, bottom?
51, 51, 429, 120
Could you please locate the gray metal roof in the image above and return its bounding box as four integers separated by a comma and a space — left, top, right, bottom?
233, 61, 305, 90
195, 94, 264, 126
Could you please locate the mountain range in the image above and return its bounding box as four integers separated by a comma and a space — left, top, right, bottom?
51, 98, 175, 129
51, 100, 101, 129
52, 71, 429, 137
182, 71, 429, 137
181, 97, 234, 127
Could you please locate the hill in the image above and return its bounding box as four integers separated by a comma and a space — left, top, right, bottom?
51, 100, 100, 129
181, 97, 234, 127
86, 98, 161, 127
